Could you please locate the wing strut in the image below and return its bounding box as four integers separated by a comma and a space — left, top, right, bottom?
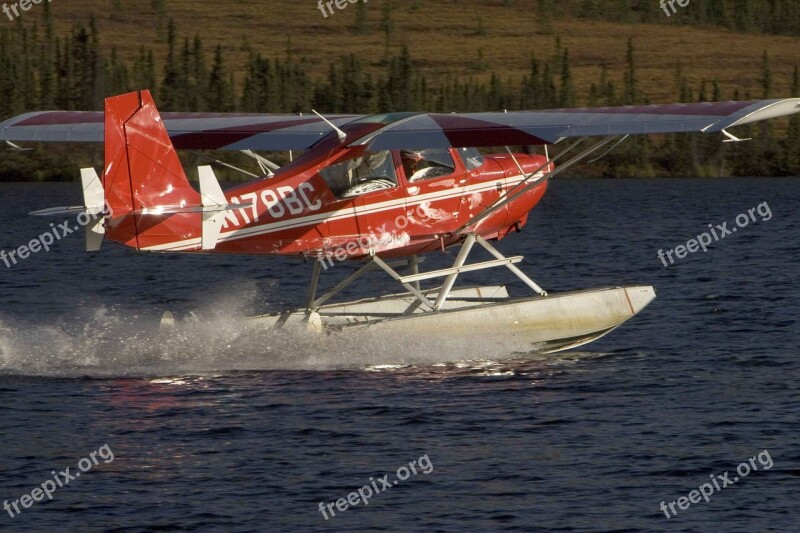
587, 134, 630, 163
189, 151, 260, 179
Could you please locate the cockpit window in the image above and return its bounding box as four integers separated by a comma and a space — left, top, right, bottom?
400, 149, 456, 181
457, 147, 485, 171
320, 150, 397, 198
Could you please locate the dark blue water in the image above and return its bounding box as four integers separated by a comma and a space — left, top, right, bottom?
0, 179, 798, 531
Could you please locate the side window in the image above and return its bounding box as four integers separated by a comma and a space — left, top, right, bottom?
400, 149, 456, 181
457, 147, 485, 171
320, 151, 397, 198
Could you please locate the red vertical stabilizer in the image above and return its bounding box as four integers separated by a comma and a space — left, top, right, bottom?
103, 90, 203, 251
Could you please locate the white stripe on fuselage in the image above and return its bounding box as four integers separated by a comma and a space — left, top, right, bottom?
141, 174, 535, 252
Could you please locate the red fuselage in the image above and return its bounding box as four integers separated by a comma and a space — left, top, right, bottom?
126, 121, 550, 262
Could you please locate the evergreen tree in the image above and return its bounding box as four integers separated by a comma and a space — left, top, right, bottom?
2, 3, 799, 181
558, 49, 575, 107
352, 1, 370, 34
622, 38, 640, 105
207, 45, 234, 112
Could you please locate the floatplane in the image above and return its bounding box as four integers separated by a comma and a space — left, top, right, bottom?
1, 91, 798, 352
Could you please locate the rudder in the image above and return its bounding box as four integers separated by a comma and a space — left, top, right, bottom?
103, 90, 203, 251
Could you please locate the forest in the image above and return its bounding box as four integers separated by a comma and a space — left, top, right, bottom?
0, 0, 798, 180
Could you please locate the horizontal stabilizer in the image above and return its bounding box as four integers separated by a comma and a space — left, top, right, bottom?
199, 165, 229, 250
81, 167, 106, 251
134, 203, 250, 216
81, 167, 105, 214
29, 206, 88, 217
28, 167, 107, 251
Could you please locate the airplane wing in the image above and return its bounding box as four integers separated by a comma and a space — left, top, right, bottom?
354, 99, 800, 149
0, 111, 362, 151
2, 99, 798, 151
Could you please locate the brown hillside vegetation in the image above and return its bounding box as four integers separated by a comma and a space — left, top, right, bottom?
2, 1, 799, 180
40, 0, 800, 102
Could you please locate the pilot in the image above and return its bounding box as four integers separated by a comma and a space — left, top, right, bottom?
338, 150, 397, 197
401, 150, 428, 180
346, 151, 393, 183
401, 149, 456, 181
363, 150, 392, 180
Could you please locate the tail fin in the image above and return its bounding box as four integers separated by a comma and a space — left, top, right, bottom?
104, 90, 243, 252
30, 90, 237, 252
103, 90, 206, 251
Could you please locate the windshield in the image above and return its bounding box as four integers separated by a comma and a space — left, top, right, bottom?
400, 149, 457, 181
457, 147, 485, 171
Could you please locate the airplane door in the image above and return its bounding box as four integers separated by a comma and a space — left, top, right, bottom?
400, 148, 468, 237
324, 195, 360, 249
350, 151, 407, 252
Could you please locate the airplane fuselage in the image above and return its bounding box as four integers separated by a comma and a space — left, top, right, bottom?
132, 122, 551, 263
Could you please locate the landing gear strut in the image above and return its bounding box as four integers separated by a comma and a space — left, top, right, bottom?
306, 233, 547, 313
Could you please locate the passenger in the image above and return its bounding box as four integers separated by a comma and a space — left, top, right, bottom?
401, 149, 455, 181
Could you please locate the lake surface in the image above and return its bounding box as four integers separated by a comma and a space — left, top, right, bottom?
0, 178, 798, 531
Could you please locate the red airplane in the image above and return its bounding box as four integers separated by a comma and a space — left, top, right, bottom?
2, 91, 798, 352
